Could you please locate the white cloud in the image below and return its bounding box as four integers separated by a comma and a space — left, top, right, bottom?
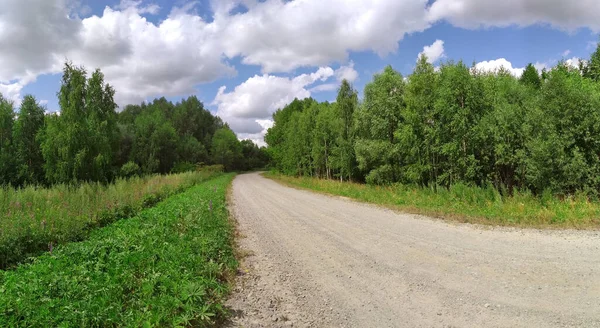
427, 0, 600, 31
238, 119, 274, 147
474, 58, 525, 77
310, 83, 338, 93
213, 66, 334, 140
562, 50, 571, 57
116, 0, 160, 15
0, 0, 80, 85
216, 0, 431, 73
0, 82, 24, 105
565, 57, 584, 69
335, 61, 359, 82
418, 39, 445, 63
0, 0, 429, 106
39, 99, 49, 106
68, 5, 236, 106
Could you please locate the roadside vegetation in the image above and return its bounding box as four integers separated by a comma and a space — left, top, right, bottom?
0, 173, 237, 327
268, 172, 600, 228
0, 60, 267, 269
265, 42, 600, 228
0, 167, 222, 269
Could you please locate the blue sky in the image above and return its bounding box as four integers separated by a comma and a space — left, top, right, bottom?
1, 0, 599, 144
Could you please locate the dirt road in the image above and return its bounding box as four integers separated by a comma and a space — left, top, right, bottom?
226, 172, 600, 327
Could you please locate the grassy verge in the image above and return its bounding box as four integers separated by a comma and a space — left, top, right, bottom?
0, 166, 223, 269
265, 172, 600, 229
0, 173, 237, 327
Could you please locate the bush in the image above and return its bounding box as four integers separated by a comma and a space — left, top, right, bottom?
120, 161, 141, 178
172, 161, 197, 173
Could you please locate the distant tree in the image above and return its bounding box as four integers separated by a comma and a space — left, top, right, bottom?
312, 102, 338, 179
334, 80, 358, 181
355, 65, 405, 184
13, 95, 45, 185
85, 69, 119, 181
211, 127, 242, 171
130, 104, 178, 174
586, 40, 600, 81
41, 63, 89, 183
41, 63, 119, 183
397, 54, 438, 186
520, 63, 541, 89
0, 95, 16, 185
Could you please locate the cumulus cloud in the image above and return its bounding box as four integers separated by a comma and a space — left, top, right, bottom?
216, 0, 431, 72
418, 39, 445, 63
335, 61, 359, 82
0, 0, 80, 83
427, 0, 600, 31
565, 57, 584, 69
213, 66, 335, 142
474, 58, 525, 77
68, 5, 236, 105
0, 0, 432, 106
0, 82, 24, 105
310, 84, 338, 93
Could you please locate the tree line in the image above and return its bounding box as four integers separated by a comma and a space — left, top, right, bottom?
0, 63, 268, 187
266, 43, 600, 196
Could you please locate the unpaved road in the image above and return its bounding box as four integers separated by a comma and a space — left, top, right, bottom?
226, 172, 600, 327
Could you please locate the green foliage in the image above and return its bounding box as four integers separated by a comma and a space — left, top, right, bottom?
0, 62, 267, 187
40, 63, 119, 184
0, 169, 221, 269
120, 161, 141, 178
585, 39, 600, 81
0, 95, 16, 185
211, 127, 242, 171
268, 173, 600, 228
0, 174, 237, 327
13, 95, 46, 186
520, 63, 541, 89
267, 45, 600, 200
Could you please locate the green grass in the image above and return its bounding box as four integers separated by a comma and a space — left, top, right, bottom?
265, 173, 600, 229
0, 173, 237, 327
0, 166, 223, 269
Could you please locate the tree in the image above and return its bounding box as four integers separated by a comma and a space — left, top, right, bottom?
476, 69, 530, 193
130, 103, 178, 174
524, 64, 600, 195
334, 80, 358, 181
13, 95, 45, 185
397, 54, 438, 186
433, 61, 482, 186
211, 127, 242, 172
520, 63, 541, 89
85, 69, 119, 181
311, 102, 338, 179
355, 65, 405, 184
585, 39, 600, 81
41, 63, 119, 184
0, 95, 16, 185
265, 98, 316, 174
41, 63, 89, 183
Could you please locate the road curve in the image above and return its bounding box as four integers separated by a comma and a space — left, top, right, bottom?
226, 172, 600, 328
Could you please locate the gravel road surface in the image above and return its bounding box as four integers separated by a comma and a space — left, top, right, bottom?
225, 172, 600, 327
